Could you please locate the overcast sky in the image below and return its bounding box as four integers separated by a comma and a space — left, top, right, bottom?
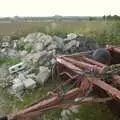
0, 0, 119, 17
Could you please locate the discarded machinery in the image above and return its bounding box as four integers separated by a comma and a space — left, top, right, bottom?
1, 45, 120, 120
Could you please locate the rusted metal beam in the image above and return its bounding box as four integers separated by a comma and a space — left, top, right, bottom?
106, 45, 120, 54
82, 57, 106, 68
88, 77, 120, 100
56, 57, 83, 73
62, 56, 103, 74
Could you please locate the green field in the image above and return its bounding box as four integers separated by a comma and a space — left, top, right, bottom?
0, 20, 120, 45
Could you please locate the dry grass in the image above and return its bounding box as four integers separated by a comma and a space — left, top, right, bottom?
0, 20, 113, 39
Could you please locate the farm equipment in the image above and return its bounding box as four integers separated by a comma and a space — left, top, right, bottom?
1, 45, 120, 120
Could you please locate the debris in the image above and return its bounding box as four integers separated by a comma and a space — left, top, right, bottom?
12, 81, 24, 93
9, 62, 25, 74
23, 78, 36, 89
64, 33, 77, 41
64, 40, 77, 51
36, 66, 50, 85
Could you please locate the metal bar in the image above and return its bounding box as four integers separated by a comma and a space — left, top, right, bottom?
82, 57, 106, 68
88, 77, 120, 100
12, 88, 80, 117
57, 51, 92, 57
56, 57, 82, 73
106, 45, 120, 54
62, 56, 103, 74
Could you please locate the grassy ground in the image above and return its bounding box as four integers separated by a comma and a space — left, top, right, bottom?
0, 20, 120, 45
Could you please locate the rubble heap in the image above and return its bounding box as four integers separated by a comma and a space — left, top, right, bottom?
0, 32, 99, 96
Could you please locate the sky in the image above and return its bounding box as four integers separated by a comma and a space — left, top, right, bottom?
0, 0, 119, 17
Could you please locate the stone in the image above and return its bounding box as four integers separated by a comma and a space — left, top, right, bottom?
33, 42, 44, 51
60, 106, 79, 120
23, 51, 48, 66
47, 43, 57, 51
18, 73, 26, 81
7, 49, 20, 59
32, 51, 48, 65
23, 78, 36, 89
26, 73, 36, 79
19, 50, 28, 57
43, 35, 53, 47
61, 109, 71, 120
9, 62, 25, 74
92, 48, 111, 65
53, 36, 64, 50
13, 78, 22, 84
36, 66, 50, 85
13, 40, 17, 49
64, 33, 77, 41
12, 82, 24, 93
1, 42, 9, 48
50, 58, 56, 65
64, 40, 77, 51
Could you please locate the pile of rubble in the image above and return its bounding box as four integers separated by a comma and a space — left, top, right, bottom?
0, 32, 99, 96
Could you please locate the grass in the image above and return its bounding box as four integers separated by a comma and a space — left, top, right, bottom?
0, 20, 120, 45
0, 58, 21, 65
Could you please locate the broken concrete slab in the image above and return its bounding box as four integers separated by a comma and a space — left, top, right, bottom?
12, 82, 24, 93
64, 40, 77, 51
44, 36, 53, 47
36, 66, 50, 85
33, 42, 44, 52
9, 62, 25, 74
23, 78, 36, 89
64, 33, 77, 41
53, 36, 64, 50
47, 43, 57, 51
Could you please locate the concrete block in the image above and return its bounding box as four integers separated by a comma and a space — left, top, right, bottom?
23, 78, 36, 89
9, 62, 25, 74
12, 82, 24, 93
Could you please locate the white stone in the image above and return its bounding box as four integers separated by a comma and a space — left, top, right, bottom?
12, 82, 24, 93
43, 36, 53, 47
64, 40, 77, 51
47, 43, 57, 51
33, 43, 43, 51
19, 50, 28, 57
23, 78, 36, 89
1, 42, 9, 48
36, 66, 50, 85
67, 33, 77, 40
13, 78, 22, 84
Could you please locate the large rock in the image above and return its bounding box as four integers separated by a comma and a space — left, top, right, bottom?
36, 66, 50, 85
11, 78, 24, 94
64, 33, 77, 41
42, 35, 53, 47
64, 40, 77, 51
33, 42, 44, 52
47, 42, 57, 51
53, 36, 64, 50
61, 106, 79, 120
23, 78, 36, 89
23, 51, 48, 66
